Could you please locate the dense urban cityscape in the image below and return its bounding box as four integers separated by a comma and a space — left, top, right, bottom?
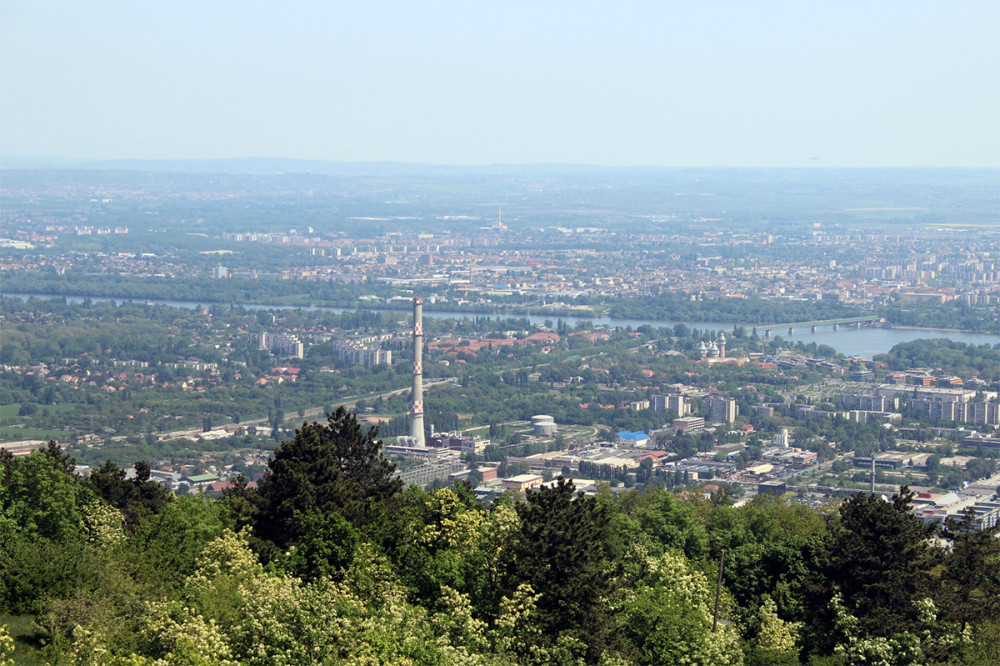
2, 164, 998, 664
3, 0, 997, 662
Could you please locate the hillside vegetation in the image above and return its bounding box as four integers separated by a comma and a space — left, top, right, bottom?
1, 411, 997, 665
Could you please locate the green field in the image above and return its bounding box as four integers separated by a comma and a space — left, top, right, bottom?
0, 403, 22, 421
1, 402, 79, 423
0, 426, 74, 442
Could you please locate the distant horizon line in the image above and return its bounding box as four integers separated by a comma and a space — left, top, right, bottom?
2, 156, 998, 171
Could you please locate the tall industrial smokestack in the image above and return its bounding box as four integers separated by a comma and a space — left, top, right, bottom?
409, 297, 426, 447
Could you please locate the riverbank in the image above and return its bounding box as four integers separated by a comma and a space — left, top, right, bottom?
1, 291, 603, 320
4, 291, 997, 358
890, 325, 996, 335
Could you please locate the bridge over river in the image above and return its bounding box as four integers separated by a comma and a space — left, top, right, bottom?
758, 316, 884, 336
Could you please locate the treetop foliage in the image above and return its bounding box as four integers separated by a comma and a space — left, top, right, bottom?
248, 407, 402, 555
1, 435, 998, 665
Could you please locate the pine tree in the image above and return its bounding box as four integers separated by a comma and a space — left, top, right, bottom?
939, 509, 1000, 632
819, 487, 938, 638
252, 407, 402, 553
509, 477, 615, 662
87, 459, 172, 533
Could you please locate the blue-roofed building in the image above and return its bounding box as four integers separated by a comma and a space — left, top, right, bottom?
616, 430, 651, 447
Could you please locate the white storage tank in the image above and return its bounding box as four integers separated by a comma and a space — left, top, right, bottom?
531, 414, 557, 436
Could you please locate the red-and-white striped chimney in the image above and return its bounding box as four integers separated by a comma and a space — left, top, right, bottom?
409, 297, 426, 447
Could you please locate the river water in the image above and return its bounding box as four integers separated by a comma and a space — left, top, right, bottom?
4, 292, 997, 359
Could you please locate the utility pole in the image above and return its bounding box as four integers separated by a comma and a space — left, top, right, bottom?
712, 548, 726, 633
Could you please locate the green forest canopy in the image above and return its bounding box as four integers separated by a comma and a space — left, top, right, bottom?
1, 412, 998, 665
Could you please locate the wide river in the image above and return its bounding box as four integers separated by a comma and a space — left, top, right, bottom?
5, 293, 997, 359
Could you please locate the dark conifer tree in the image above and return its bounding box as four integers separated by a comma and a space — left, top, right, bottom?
41, 440, 76, 474
813, 487, 938, 640
939, 509, 1000, 632
87, 459, 172, 533
251, 407, 402, 553
509, 477, 615, 663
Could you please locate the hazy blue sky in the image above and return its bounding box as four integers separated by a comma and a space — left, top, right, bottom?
2, 1, 998, 166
